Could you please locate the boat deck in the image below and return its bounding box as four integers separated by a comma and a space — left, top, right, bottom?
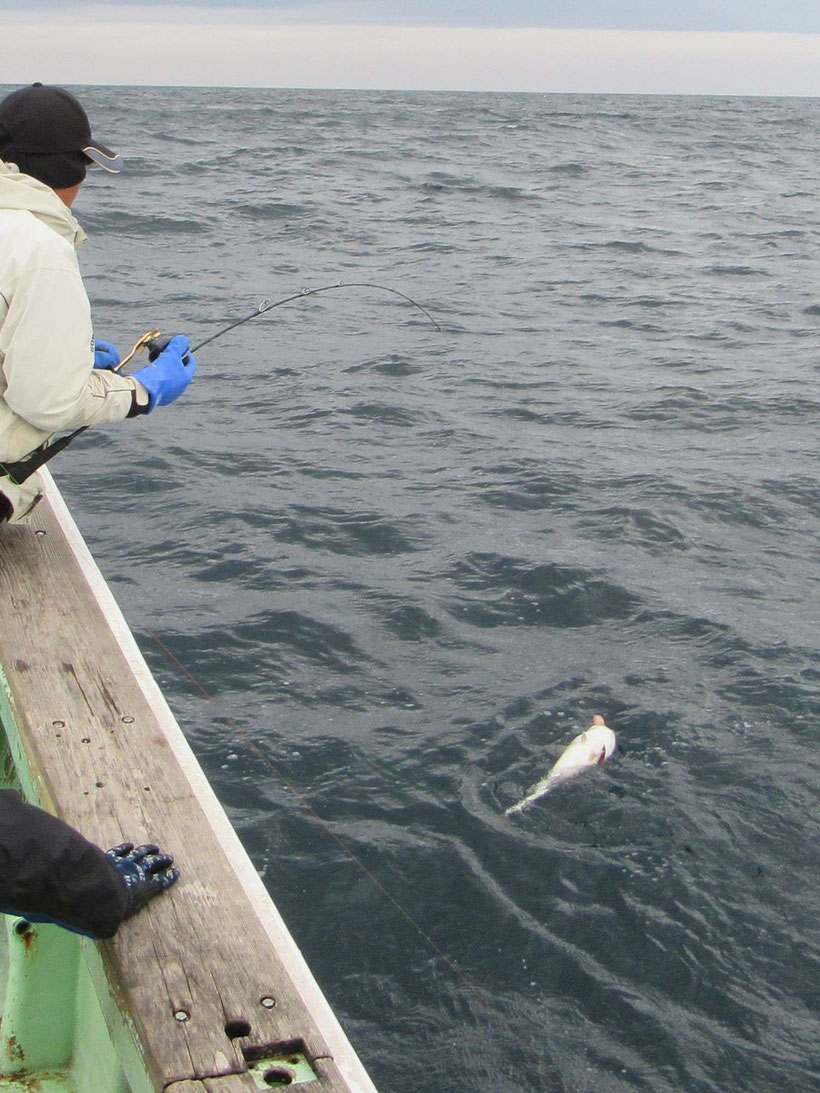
0, 473, 376, 1092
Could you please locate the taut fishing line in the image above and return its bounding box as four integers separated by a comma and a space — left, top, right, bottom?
143, 625, 523, 1042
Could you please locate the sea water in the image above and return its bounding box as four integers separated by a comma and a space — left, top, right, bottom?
34, 87, 820, 1093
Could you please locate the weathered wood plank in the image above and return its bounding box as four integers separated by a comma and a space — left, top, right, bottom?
166, 1078, 259, 1093
0, 483, 374, 1093
166, 1058, 355, 1092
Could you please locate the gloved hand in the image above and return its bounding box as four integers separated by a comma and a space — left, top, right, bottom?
106, 842, 180, 918
93, 339, 121, 370
131, 335, 197, 411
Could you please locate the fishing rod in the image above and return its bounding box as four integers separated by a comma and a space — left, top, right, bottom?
191, 280, 443, 353
0, 281, 442, 486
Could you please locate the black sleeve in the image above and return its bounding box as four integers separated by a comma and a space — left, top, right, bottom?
0, 789, 130, 939
127, 388, 149, 417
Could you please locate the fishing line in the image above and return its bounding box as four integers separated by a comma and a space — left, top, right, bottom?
145, 627, 459, 962
143, 625, 520, 1034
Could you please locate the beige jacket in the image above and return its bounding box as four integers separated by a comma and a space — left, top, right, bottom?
0, 161, 141, 522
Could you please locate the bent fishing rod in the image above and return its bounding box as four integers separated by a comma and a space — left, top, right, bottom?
1, 281, 442, 486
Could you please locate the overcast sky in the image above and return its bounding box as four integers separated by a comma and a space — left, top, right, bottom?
1, 2, 820, 94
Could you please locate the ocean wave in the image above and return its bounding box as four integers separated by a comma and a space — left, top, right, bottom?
81, 210, 210, 234
706, 264, 770, 277
235, 200, 313, 219
273, 506, 421, 556
444, 553, 640, 629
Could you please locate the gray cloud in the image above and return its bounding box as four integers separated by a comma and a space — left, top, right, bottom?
2, 0, 819, 33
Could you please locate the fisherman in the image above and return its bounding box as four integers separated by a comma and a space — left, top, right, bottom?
0, 790, 178, 939
0, 84, 183, 936
0, 82, 197, 525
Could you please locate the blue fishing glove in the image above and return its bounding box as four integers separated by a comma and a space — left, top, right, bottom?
93, 339, 121, 370
106, 842, 180, 918
131, 335, 197, 411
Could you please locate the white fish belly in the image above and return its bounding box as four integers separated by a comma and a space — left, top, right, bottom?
505, 723, 616, 815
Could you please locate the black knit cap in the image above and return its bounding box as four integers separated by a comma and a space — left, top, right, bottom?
0, 82, 122, 188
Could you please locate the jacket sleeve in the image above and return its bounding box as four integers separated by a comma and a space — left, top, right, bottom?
0, 790, 129, 939
0, 249, 138, 433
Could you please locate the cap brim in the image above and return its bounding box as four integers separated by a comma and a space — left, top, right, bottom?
83, 142, 122, 173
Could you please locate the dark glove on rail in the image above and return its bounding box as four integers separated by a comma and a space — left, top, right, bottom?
93, 339, 121, 370
106, 842, 180, 918
131, 335, 197, 411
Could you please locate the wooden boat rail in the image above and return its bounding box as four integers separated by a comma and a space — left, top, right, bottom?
0, 472, 377, 1093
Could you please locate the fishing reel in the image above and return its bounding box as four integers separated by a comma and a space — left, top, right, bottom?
146, 334, 175, 361
112, 330, 187, 373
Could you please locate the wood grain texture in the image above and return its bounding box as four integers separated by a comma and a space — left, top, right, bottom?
166, 1078, 259, 1093
166, 1058, 350, 1092
0, 501, 358, 1092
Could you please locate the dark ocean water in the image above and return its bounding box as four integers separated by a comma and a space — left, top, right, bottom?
40, 88, 820, 1092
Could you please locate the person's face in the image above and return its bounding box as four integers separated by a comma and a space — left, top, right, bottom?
53, 181, 82, 208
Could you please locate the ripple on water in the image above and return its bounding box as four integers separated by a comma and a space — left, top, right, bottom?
577, 506, 689, 552
273, 506, 422, 556
445, 553, 641, 629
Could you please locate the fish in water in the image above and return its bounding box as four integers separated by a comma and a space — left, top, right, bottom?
505, 715, 616, 815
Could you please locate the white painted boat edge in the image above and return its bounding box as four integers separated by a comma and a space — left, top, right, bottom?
42, 469, 378, 1093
